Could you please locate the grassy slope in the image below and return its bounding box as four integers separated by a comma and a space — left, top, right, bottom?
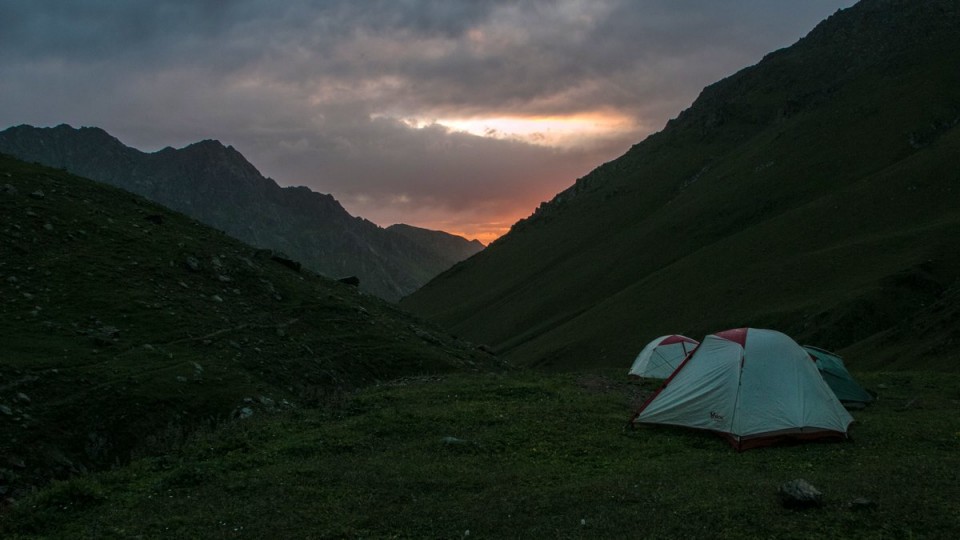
3, 370, 958, 538
0, 154, 499, 497
401, 0, 960, 371
0, 126, 485, 302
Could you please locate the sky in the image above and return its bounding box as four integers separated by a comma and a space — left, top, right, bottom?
0, 0, 857, 244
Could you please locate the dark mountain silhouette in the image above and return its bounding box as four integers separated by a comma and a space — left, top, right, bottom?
0, 124, 484, 301
402, 0, 960, 370
0, 153, 498, 496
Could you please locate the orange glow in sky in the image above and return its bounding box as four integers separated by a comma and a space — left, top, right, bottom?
432, 223, 512, 246
428, 111, 634, 148
376, 111, 639, 243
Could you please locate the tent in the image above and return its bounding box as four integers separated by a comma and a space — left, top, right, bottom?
628, 335, 699, 379
631, 328, 853, 450
803, 345, 873, 405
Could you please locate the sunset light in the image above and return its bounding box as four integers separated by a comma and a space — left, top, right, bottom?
432, 112, 635, 148
3, 2, 893, 534
0, 0, 858, 286
430, 223, 511, 246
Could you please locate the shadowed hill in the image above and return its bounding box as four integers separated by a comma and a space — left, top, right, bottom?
385, 224, 485, 286
0, 125, 484, 301
0, 154, 500, 497
402, 0, 960, 371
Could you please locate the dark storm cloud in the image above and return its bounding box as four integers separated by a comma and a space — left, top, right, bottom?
0, 0, 856, 240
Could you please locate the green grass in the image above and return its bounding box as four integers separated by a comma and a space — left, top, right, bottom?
0, 154, 500, 500
3, 369, 958, 538
4, 4, 960, 535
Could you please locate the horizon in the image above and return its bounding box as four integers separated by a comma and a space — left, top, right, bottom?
0, 1, 856, 244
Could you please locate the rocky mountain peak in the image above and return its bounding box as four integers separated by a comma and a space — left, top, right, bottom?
0, 124, 483, 301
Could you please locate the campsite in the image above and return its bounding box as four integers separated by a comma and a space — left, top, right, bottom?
3, 0, 960, 537
1, 154, 959, 538
4, 368, 959, 538
631, 328, 854, 451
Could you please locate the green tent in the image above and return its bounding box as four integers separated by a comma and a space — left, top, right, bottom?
803, 345, 873, 405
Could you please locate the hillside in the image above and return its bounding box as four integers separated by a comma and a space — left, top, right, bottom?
402, 0, 960, 371
0, 154, 499, 498
0, 125, 484, 301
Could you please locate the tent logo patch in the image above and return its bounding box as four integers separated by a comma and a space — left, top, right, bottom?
710, 411, 725, 423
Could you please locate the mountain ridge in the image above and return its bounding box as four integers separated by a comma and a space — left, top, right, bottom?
0, 124, 483, 301
402, 0, 960, 370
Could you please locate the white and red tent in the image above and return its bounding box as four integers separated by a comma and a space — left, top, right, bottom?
628, 335, 699, 379
631, 328, 853, 450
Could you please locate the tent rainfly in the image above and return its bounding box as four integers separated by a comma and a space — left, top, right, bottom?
631, 328, 854, 450
803, 345, 874, 405
628, 335, 699, 379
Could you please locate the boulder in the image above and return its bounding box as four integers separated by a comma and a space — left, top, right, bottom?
778, 479, 823, 509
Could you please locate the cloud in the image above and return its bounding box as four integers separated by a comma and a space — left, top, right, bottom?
0, 0, 856, 241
